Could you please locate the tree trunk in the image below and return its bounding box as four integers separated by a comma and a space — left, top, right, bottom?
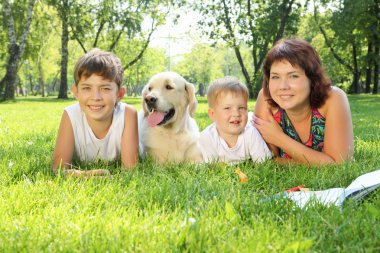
123, 24, 155, 70
365, 42, 372, 93
28, 68, 34, 95
350, 44, 361, 94
3, 44, 20, 100
0, 77, 4, 94
38, 60, 45, 97
233, 45, 253, 97
221, 0, 252, 97
374, 45, 379, 94
2, 0, 36, 100
274, 0, 294, 43
58, 7, 69, 99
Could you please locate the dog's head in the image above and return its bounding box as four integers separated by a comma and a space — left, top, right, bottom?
142, 72, 197, 127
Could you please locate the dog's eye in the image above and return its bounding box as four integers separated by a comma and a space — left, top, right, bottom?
148, 87, 152, 91
165, 85, 173, 90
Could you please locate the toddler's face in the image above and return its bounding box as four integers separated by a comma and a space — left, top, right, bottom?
208, 91, 248, 140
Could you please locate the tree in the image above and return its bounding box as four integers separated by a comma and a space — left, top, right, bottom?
298, 13, 350, 90
195, 0, 302, 97
44, 0, 73, 98
173, 43, 224, 95
1, 0, 36, 100
371, 0, 379, 94
313, 0, 379, 94
20, 3, 60, 97
124, 46, 167, 96
46, 0, 172, 99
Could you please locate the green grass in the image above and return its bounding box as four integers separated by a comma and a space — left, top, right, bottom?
0, 95, 379, 252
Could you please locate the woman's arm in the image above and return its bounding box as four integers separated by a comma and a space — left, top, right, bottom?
253, 90, 279, 157
254, 110, 335, 165
253, 88, 354, 165
322, 87, 354, 162
121, 105, 139, 169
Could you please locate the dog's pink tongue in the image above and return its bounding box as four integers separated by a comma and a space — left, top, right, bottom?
147, 111, 166, 127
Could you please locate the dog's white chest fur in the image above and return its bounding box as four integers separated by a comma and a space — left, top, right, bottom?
139, 117, 201, 163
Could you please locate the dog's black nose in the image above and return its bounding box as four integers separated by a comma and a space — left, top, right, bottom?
145, 95, 157, 107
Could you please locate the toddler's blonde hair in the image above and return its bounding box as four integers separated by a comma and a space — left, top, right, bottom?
207, 76, 249, 108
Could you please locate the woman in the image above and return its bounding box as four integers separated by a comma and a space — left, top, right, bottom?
253, 38, 354, 165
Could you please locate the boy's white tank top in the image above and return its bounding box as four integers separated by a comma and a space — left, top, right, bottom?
65, 102, 126, 162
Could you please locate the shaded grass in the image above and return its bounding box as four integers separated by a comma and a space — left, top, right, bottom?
0, 94, 379, 252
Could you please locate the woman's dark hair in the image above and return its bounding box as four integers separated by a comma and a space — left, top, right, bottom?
262, 38, 331, 108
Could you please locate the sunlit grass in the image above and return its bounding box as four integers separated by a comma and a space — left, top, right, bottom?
0, 94, 379, 252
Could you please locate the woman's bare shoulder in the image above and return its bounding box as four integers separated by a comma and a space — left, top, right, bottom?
319, 86, 349, 115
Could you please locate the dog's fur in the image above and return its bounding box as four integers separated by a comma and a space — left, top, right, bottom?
138, 72, 203, 163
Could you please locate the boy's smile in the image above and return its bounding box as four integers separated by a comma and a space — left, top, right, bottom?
72, 74, 124, 131
208, 91, 248, 147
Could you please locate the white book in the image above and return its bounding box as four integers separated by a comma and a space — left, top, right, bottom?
287, 169, 380, 208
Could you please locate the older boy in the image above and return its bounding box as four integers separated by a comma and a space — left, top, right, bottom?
52, 49, 138, 177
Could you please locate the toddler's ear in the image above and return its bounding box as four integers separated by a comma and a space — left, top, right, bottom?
208, 108, 215, 121
72, 84, 78, 99
118, 86, 126, 101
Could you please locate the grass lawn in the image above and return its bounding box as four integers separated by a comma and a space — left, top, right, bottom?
0, 94, 379, 252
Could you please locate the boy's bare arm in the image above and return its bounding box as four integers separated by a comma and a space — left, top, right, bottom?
53, 112, 113, 178
121, 105, 139, 169
52, 111, 75, 172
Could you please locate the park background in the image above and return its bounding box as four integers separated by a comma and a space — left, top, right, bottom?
0, 0, 380, 252
0, 0, 379, 99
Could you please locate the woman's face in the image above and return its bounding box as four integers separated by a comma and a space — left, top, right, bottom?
268, 60, 311, 112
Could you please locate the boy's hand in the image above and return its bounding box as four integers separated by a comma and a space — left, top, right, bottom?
64, 169, 84, 177
64, 169, 111, 178
83, 169, 111, 177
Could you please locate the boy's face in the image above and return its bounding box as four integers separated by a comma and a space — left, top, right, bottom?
72, 74, 125, 125
208, 91, 248, 140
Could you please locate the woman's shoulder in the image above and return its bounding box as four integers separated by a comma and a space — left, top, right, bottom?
328, 86, 347, 98
319, 86, 349, 116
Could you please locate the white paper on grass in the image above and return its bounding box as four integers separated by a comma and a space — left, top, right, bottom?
287, 169, 380, 208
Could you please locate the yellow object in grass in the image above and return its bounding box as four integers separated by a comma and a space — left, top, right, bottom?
235, 167, 249, 184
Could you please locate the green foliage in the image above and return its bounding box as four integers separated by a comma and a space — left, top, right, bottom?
120, 46, 167, 95
297, 13, 351, 89
2, 1, 378, 98
173, 43, 224, 92
0, 95, 379, 251
308, 0, 380, 93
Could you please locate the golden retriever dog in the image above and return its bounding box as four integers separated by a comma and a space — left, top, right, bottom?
138, 72, 203, 163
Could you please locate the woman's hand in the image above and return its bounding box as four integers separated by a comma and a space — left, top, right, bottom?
252, 109, 284, 146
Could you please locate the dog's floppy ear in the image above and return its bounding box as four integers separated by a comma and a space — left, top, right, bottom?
185, 82, 197, 118
141, 85, 149, 117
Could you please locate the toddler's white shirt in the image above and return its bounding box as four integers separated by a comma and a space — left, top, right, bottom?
198, 123, 272, 163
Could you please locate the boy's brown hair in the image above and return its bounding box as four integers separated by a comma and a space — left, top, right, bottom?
73, 48, 124, 88
207, 76, 249, 108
